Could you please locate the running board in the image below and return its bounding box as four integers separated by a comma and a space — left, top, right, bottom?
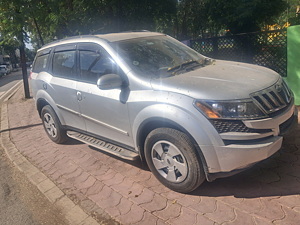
67, 131, 139, 161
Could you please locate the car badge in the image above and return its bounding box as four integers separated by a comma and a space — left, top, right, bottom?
275, 83, 282, 92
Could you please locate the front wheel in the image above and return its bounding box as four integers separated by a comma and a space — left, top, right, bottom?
144, 128, 205, 193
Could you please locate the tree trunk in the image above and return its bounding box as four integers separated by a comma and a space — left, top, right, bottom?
19, 43, 30, 99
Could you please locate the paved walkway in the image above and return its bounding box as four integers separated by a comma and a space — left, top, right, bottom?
2, 87, 300, 224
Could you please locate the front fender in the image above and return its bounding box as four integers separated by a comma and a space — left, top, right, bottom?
132, 103, 223, 172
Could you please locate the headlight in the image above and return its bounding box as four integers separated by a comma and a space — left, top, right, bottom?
194, 100, 267, 119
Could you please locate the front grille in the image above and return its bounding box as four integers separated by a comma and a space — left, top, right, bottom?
251, 79, 292, 114
211, 120, 272, 133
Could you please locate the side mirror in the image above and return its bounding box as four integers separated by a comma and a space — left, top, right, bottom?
97, 74, 125, 90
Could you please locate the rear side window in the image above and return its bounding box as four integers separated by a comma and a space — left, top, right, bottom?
52, 50, 76, 78
32, 54, 49, 73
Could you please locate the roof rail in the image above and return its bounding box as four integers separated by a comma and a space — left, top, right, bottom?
119, 30, 150, 33
40, 30, 153, 49
40, 35, 100, 49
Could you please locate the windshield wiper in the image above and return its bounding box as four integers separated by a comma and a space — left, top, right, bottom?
167, 60, 201, 73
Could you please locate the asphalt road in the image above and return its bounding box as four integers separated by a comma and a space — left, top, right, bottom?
0, 70, 23, 95
0, 71, 69, 225
0, 147, 69, 225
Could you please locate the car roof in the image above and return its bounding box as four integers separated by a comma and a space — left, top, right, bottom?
39, 31, 164, 51
95, 31, 164, 42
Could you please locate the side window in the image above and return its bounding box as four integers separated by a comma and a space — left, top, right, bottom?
52, 51, 76, 78
32, 54, 49, 73
79, 50, 118, 84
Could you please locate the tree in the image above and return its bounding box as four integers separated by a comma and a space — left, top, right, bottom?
286, 0, 300, 26
174, 0, 288, 39
26, 0, 177, 45
0, 38, 20, 67
175, 0, 220, 40
207, 0, 288, 34
0, 0, 31, 98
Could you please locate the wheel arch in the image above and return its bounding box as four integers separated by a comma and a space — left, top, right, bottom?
136, 117, 209, 176
35, 90, 66, 125
36, 98, 49, 117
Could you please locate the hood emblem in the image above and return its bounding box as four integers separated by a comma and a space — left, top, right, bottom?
275, 83, 282, 92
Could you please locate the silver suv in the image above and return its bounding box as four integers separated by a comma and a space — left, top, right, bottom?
31, 32, 298, 193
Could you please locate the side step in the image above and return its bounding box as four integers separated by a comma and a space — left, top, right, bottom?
67, 131, 139, 161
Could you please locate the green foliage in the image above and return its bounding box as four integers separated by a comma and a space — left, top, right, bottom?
0, 0, 31, 65
286, 0, 300, 26
176, 0, 209, 39
173, 0, 290, 39
207, 0, 288, 34
27, 0, 177, 44
0, 38, 19, 64
0, 0, 30, 45
0, 0, 296, 51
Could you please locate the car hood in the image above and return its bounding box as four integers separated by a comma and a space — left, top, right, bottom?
150, 60, 280, 100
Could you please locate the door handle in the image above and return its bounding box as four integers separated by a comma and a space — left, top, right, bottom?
77, 91, 82, 101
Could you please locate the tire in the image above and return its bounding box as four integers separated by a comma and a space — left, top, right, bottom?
41, 105, 68, 144
144, 128, 205, 193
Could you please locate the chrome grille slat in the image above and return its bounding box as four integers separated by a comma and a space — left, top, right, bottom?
282, 81, 291, 99
266, 92, 280, 107
251, 79, 292, 114
260, 93, 273, 110
270, 90, 285, 105
281, 84, 290, 103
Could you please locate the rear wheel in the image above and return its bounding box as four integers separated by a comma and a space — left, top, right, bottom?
41, 105, 68, 144
144, 128, 205, 193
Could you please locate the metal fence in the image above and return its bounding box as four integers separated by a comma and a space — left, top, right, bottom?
190, 30, 287, 77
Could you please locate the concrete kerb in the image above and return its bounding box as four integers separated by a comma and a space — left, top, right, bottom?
0, 80, 22, 104
0, 84, 99, 225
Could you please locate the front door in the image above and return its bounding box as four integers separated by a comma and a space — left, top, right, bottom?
76, 43, 134, 147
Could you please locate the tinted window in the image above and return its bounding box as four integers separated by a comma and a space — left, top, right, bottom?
32, 54, 49, 73
79, 50, 118, 84
52, 51, 76, 78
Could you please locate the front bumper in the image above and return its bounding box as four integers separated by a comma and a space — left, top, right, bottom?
205, 104, 298, 181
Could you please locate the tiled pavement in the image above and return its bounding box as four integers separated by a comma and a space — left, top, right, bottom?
2, 87, 300, 224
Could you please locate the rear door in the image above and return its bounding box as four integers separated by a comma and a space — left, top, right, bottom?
47, 44, 86, 130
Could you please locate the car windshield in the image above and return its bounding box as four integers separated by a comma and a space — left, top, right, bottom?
111, 35, 206, 78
